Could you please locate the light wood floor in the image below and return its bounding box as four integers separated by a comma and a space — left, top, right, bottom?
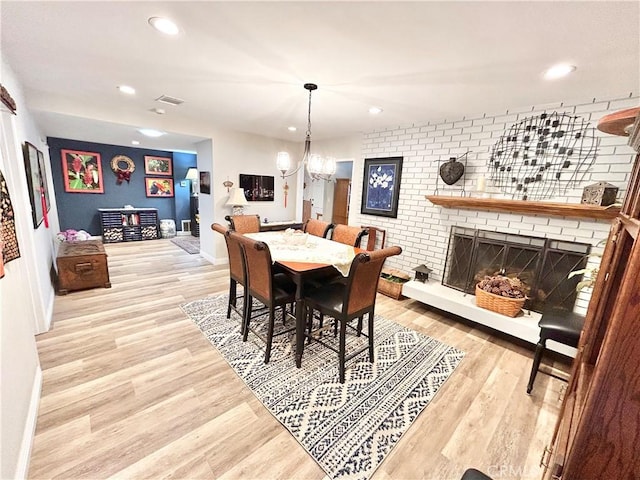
28, 239, 569, 480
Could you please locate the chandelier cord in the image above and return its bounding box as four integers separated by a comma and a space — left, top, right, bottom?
306, 88, 313, 137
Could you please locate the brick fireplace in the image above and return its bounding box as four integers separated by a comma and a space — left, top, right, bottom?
348, 93, 638, 354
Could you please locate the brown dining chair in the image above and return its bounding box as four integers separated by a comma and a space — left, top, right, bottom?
233, 231, 296, 363
212, 223, 249, 329
303, 245, 402, 382
227, 214, 261, 233
303, 218, 333, 238
331, 224, 368, 248
361, 226, 386, 251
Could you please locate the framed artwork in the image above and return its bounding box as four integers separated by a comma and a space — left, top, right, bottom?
361, 157, 403, 218
22, 142, 44, 227
145, 177, 174, 197
144, 156, 172, 176
239, 173, 274, 201
199, 171, 211, 194
37, 149, 51, 212
61, 149, 104, 193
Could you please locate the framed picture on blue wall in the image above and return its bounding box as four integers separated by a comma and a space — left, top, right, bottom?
144, 156, 172, 176
145, 177, 174, 197
361, 157, 403, 218
61, 149, 104, 194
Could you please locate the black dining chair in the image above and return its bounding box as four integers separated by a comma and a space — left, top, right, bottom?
526, 309, 585, 394
303, 246, 402, 383
233, 231, 296, 363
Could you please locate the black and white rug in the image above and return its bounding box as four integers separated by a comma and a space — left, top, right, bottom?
182, 295, 464, 480
170, 236, 199, 254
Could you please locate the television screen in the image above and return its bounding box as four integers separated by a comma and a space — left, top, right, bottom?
239, 174, 274, 201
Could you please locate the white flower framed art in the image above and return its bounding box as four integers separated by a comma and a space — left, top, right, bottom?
361, 157, 403, 218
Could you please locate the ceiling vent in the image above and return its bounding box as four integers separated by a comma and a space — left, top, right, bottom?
155, 95, 184, 106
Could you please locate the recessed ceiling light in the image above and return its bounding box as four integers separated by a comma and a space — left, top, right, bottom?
150, 107, 166, 115
288, 126, 297, 132
148, 17, 180, 35
544, 63, 577, 80
369, 106, 383, 115
138, 128, 165, 138
117, 85, 136, 95
131, 140, 140, 145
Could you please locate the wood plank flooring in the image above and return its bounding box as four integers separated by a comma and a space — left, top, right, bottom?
28, 239, 568, 480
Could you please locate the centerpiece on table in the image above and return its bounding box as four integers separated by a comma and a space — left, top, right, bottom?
475, 275, 527, 317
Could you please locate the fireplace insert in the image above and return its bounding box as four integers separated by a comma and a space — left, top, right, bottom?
443, 226, 590, 312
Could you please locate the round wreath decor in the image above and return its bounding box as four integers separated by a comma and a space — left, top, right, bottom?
111, 155, 135, 185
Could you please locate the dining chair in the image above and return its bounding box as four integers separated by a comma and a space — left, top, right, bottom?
527, 309, 585, 394
212, 223, 248, 328
233, 231, 297, 363
303, 218, 334, 238
331, 224, 368, 248
303, 245, 402, 383
227, 214, 261, 234
361, 226, 386, 251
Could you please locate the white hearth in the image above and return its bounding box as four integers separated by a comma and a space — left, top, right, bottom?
402, 280, 577, 357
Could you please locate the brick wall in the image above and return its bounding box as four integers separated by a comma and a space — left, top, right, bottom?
352, 94, 638, 313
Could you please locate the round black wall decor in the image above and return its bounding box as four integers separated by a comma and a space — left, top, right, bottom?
488, 112, 598, 200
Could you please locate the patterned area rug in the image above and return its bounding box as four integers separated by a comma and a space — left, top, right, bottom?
181, 295, 464, 480
170, 236, 199, 254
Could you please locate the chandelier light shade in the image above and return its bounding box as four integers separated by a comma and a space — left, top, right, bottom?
277, 83, 336, 182
277, 151, 291, 174
226, 187, 249, 215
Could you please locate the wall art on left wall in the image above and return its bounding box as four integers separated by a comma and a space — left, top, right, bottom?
22, 142, 44, 227
61, 149, 104, 193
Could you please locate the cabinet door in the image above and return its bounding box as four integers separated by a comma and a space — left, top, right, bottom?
562, 222, 640, 479
560, 149, 640, 479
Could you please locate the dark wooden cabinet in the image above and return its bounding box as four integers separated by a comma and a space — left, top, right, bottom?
542, 111, 640, 479
98, 208, 159, 243
190, 197, 200, 237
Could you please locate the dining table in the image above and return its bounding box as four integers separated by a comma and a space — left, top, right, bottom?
245, 230, 362, 367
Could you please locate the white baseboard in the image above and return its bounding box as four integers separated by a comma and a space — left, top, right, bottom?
15, 365, 42, 479
199, 250, 216, 265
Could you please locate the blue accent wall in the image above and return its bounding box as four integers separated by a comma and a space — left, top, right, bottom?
48, 137, 196, 235
172, 151, 197, 228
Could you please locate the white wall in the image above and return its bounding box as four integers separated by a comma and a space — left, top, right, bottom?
348, 93, 638, 314
1, 59, 59, 480
311, 136, 361, 223
197, 130, 299, 264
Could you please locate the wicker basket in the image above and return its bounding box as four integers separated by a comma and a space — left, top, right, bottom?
378, 268, 410, 300
475, 284, 526, 317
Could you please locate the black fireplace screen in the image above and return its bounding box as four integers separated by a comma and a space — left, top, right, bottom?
443, 227, 590, 312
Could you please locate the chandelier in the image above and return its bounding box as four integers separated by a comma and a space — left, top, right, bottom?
276, 83, 336, 181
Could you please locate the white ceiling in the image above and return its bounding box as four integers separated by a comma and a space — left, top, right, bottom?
1, 1, 638, 153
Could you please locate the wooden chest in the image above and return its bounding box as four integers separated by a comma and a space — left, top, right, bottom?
57, 240, 111, 294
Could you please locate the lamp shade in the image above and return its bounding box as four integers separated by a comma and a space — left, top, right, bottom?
226, 187, 248, 206
185, 167, 198, 180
